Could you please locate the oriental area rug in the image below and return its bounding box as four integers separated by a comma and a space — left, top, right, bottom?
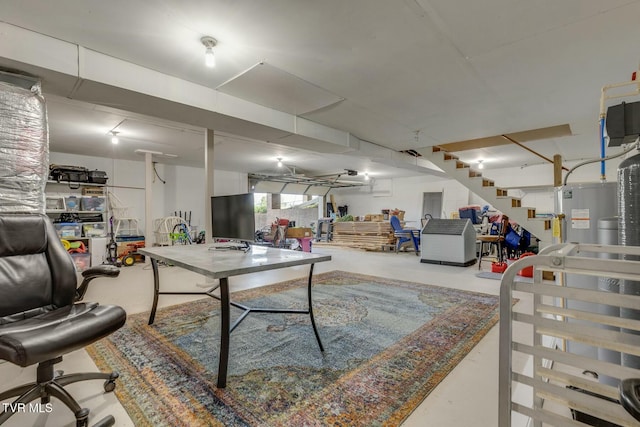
87, 270, 500, 426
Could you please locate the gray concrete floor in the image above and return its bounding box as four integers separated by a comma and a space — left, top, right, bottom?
0, 246, 528, 427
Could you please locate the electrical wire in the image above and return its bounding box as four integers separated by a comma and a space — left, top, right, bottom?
563, 140, 639, 186
152, 162, 166, 184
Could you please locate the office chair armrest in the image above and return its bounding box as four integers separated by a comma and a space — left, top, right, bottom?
76, 265, 121, 301
82, 264, 121, 279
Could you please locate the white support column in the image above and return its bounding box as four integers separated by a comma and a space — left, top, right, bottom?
205, 129, 215, 242
145, 152, 153, 247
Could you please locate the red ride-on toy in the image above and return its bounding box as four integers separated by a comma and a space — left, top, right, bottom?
118, 242, 145, 267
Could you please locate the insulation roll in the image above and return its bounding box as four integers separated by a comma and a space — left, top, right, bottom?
0, 74, 48, 213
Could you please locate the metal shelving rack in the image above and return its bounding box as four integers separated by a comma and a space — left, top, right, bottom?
45, 180, 109, 270
499, 243, 640, 426
45, 180, 107, 221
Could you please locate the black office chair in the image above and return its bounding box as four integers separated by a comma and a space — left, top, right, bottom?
0, 214, 126, 427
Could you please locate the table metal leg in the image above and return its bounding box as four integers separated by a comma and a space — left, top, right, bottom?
307, 263, 324, 352
148, 258, 160, 325
217, 277, 230, 388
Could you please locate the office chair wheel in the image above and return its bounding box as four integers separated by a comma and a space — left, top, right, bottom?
103, 372, 118, 392
103, 380, 116, 392
75, 407, 90, 427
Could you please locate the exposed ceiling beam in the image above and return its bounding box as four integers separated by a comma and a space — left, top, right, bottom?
500, 134, 569, 171
437, 124, 572, 152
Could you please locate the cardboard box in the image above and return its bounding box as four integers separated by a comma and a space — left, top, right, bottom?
81, 186, 104, 196
390, 209, 405, 220
286, 227, 313, 238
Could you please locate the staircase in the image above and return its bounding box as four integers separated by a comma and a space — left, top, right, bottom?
421, 147, 552, 245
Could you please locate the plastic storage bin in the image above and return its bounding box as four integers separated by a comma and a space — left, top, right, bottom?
80, 196, 106, 212
46, 196, 65, 211
70, 253, 91, 272
491, 261, 508, 274
518, 252, 536, 277
64, 196, 81, 211
54, 222, 82, 238
82, 222, 106, 237
458, 205, 481, 224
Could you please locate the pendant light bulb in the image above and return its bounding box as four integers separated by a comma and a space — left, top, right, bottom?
111, 131, 119, 145
277, 157, 283, 168
201, 36, 217, 68
205, 47, 215, 68
478, 160, 484, 169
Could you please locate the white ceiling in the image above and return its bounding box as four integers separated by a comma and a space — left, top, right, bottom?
1, 0, 639, 181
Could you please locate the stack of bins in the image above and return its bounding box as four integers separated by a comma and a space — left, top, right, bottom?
0, 73, 48, 213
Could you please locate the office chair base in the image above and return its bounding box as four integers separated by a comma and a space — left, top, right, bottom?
0, 358, 118, 426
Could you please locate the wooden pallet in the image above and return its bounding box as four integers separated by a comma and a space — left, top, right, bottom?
333, 221, 392, 233
327, 221, 396, 250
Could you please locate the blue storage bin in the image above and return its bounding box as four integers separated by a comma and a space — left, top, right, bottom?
54, 222, 82, 238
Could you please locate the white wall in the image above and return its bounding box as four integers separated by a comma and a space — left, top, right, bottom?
331, 153, 628, 224
158, 165, 247, 233
331, 176, 470, 223
50, 149, 629, 243
482, 157, 625, 214
488, 158, 623, 189
49, 152, 247, 243
50, 152, 161, 234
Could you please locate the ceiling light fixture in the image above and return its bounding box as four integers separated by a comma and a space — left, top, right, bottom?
277, 157, 283, 168
477, 159, 484, 169
201, 36, 217, 68
364, 172, 370, 181
110, 131, 119, 145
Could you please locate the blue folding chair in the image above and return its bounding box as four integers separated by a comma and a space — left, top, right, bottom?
390, 215, 420, 255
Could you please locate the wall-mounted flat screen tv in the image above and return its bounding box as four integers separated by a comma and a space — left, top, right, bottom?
211, 193, 255, 242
